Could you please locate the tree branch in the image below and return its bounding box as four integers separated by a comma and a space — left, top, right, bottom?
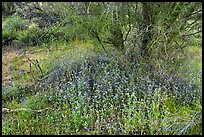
184, 19, 199, 29
184, 9, 202, 18
181, 29, 202, 38
123, 24, 132, 42
92, 30, 108, 54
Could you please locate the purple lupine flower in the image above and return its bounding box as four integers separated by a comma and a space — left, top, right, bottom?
21, 69, 25, 76
3, 85, 7, 92
22, 96, 26, 104
9, 79, 13, 87
9, 66, 13, 73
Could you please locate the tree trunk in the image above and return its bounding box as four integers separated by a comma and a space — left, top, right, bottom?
110, 2, 124, 49
140, 2, 153, 58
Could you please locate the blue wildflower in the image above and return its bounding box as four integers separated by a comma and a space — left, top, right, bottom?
3, 85, 7, 92
21, 69, 25, 76
22, 96, 26, 104
9, 66, 13, 73
9, 80, 13, 87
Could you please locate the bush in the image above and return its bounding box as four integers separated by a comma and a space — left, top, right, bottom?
37, 52, 201, 107
31, 52, 201, 134
53, 25, 89, 42
2, 15, 30, 46
2, 29, 19, 46
18, 25, 44, 46
2, 15, 30, 31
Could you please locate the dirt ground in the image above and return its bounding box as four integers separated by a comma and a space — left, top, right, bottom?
2, 47, 43, 88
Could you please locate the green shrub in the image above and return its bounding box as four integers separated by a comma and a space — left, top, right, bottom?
2, 29, 19, 46
2, 15, 30, 31
2, 15, 29, 46
18, 25, 44, 46
51, 23, 91, 43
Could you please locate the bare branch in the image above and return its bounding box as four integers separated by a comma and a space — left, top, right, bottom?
123, 24, 132, 42
184, 19, 200, 29
185, 9, 202, 18
181, 29, 202, 38
92, 30, 108, 54
36, 59, 43, 76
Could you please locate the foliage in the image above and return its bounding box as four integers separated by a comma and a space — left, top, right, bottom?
2, 2, 202, 135
2, 15, 30, 46
2, 41, 202, 134
2, 15, 29, 31
2, 2, 15, 17
18, 24, 44, 46
14, 2, 68, 28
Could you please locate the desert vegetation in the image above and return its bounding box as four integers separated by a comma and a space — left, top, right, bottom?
2, 2, 202, 135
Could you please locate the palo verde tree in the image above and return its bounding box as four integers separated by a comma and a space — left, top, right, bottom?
66, 2, 133, 53
147, 2, 202, 61
8, 2, 201, 59
123, 2, 202, 59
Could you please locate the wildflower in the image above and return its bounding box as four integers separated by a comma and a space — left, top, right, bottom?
21, 69, 25, 76
9, 79, 13, 87
3, 85, 7, 92
113, 94, 118, 100
22, 96, 26, 104
9, 66, 12, 73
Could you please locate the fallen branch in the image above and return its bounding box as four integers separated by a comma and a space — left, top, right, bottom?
2, 107, 50, 114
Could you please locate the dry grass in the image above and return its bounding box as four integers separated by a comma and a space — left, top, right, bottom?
2, 47, 45, 87
186, 46, 202, 62
2, 48, 19, 85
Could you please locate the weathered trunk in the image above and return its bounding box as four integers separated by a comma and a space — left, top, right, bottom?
140, 2, 153, 58
110, 2, 124, 49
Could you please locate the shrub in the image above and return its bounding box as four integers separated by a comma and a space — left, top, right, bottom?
37, 52, 201, 107
2, 15, 30, 31
2, 29, 19, 46
18, 25, 44, 46
2, 15, 29, 46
